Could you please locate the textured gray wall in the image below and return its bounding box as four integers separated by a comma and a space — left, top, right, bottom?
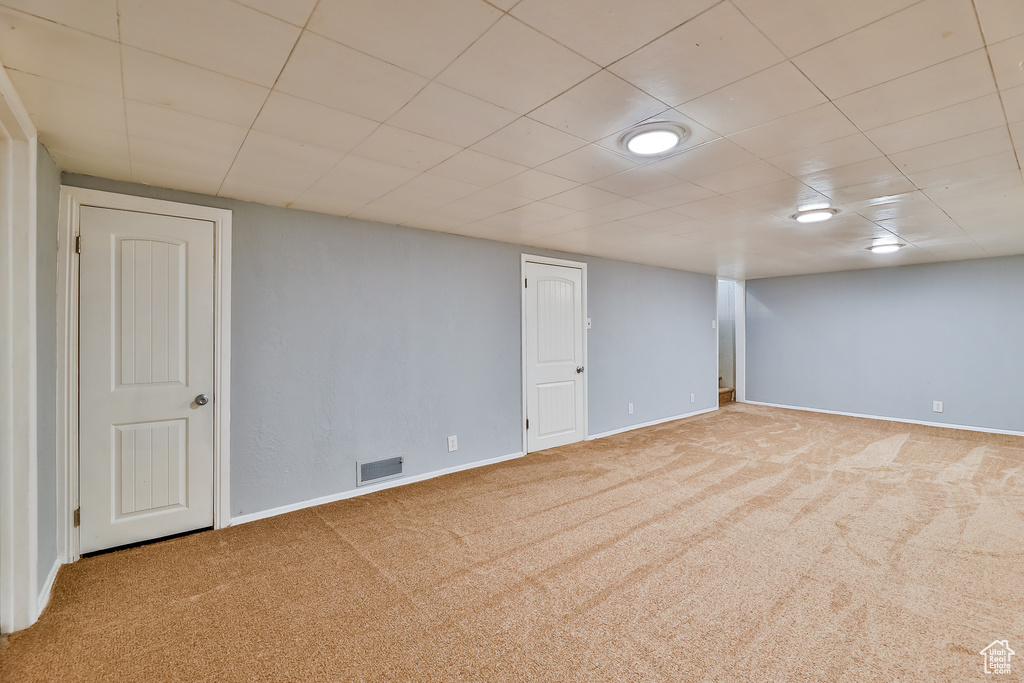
62, 174, 718, 516
746, 256, 1024, 433
37, 143, 60, 587
588, 260, 717, 434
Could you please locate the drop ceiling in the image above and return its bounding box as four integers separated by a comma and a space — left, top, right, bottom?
3, 0, 1023, 279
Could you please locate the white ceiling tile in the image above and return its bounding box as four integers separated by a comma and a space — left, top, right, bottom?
619, 209, 691, 231
608, 3, 783, 107
119, 0, 300, 87
544, 185, 623, 211
987, 34, 1024, 91
489, 170, 580, 201
471, 117, 587, 167
122, 47, 269, 127
430, 149, 528, 186
307, 155, 418, 207
632, 182, 716, 209
923, 170, 1023, 204
276, 32, 427, 121
387, 82, 519, 147
435, 189, 532, 223
46, 145, 132, 181
834, 50, 996, 130
903, 151, 1020, 189
125, 101, 248, 157
0, 8, 121, 95
473, 202, 577, 229
1002, 86, 1024, 123
511, 0, 715, 67
0, 0, 118, 39
527, 213, 622, 238
588, 197, 661, 220
824, 177, 919, 204
863, 94, 1007, 155
349, 125, 461, 172
537, 144, 639, 184
732, 0, 918, 58
436, 16, 599, 114
253, 91, 378, 153
677, 63, 828, 136
528, 71, 668, 142
130, 159, 226, 196
219, 176, 301, 207
726, 178, 831, 214
800, 157, 904, 194
975, 0, 1024, 43
351, 198, 429, 226
767, 134, 882, 177
589, 165, 681, 196
889, 127, 1013, 175
308, 0, 501, 78
289, 192, 366, 217
225, 130, 345, 193
792, 0, 982, 100
671, 195, 747, 219
232, 0, 319, 26
9, 70, 128, 161
727, 103, 859, 159
1011, 120, 1024, 149
647, 138, 758, 181
692, 160, 790, 195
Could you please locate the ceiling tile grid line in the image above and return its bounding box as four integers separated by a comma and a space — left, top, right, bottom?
4, 0, 1024, 278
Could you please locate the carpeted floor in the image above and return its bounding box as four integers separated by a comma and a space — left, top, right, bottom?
3, 403, 1023, 681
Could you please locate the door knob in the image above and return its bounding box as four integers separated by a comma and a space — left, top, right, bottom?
576, 366, 584, 374
195, 394, 210, 406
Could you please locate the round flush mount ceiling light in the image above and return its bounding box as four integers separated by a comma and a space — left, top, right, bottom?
620, 122, 689, 157
867, 242, 906, 254
791, 206, 840, 223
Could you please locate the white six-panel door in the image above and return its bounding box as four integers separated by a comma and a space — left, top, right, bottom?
525, 261, 585, 452
79, 206, 215, 553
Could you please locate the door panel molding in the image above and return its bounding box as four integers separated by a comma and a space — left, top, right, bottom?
58, 187, 231, 562
521, 254, 588, 454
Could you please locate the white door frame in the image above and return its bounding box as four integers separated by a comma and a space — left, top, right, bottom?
520, 254, 588, 454
0, 62, 39, 633
58, 186, 232, 563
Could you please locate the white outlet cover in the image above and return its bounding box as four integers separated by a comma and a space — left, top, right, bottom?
932, 401, 943, 413
712, 320, 717, 329
447, 435, 458, 452
690, 393, 695, 403
628, 402, 634, 414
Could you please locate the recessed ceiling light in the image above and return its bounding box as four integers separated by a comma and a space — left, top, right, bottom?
791, 207, 840, 223
797, 202, 831, 212
867, 242, 905, 254
619, 122, 689, 157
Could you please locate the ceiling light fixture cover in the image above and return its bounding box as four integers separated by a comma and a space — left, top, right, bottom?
620, 122, 689, 157
867, 242, 906, 254
791, 207, 840, 223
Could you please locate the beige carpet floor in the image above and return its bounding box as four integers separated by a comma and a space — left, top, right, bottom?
3, 403, 1023, 682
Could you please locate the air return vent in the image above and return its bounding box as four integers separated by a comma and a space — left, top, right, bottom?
357, 456, 404, 486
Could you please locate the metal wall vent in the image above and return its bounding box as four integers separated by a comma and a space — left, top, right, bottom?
357, 456, 404, 487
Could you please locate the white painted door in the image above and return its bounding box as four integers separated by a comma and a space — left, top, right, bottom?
525, 261, 585, 452
79, 206, 215, 553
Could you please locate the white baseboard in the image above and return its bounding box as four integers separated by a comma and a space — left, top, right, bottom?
587, 406, 719, 440
37, 557, 61, 618
742, 400, 1024, 437
230, 450, 526, 526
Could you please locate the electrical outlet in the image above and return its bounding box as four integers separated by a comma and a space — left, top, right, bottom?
628, 402, 634, 415
447, 435, 458, 452
690, 393, 695, 403
712, 320, 717, 329
932, 401, 943, 413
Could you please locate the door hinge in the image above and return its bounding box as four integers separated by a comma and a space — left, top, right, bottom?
73, 507, 80, 527
526, 418, 529, 430
75, 234, 81, 254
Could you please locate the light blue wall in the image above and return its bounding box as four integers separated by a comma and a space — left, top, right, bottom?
746, 256, 1024, 433
62, 174, 718, 517
37, 144, 60, 588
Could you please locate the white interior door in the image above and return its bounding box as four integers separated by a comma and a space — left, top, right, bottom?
525, 261, 585, 452
79, 206, 215, 553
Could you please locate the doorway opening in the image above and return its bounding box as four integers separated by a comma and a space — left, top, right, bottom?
718, 279, 737, 406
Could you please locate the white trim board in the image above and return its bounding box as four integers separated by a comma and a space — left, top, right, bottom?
231, 450, 526, 527
57, 187, 232, 564
0, 60, 40, 633
36, 557, 60, 618
743, 400, 1024, 438
587, 407, 718, 440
